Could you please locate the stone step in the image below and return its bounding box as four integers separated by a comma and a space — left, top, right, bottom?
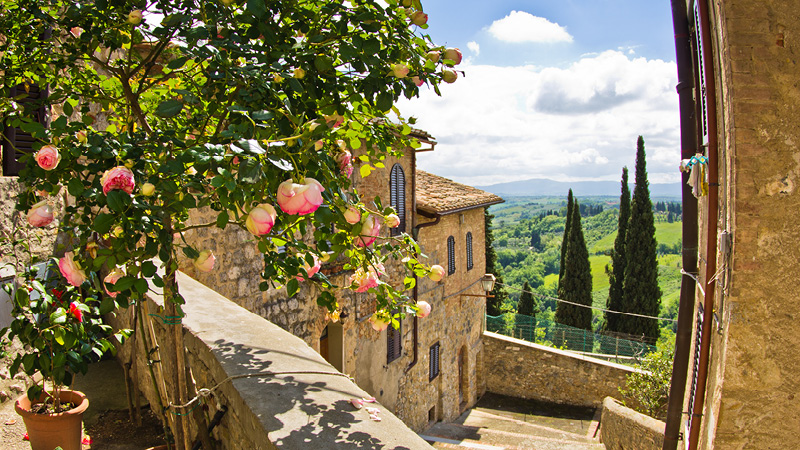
422, 431, 606, 450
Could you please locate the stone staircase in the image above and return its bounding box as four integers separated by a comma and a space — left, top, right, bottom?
420, 393, 606, 450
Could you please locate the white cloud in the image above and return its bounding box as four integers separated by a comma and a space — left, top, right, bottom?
488, 11, 573, 44
397, 51, 679, 186
467, 41, 480, 56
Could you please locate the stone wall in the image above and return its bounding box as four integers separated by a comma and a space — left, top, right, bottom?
483, 332, 638, 408
600, 397, 664, 450
107, 270, 434, 449
689, 1, 800, 449
0, 177, 64, 268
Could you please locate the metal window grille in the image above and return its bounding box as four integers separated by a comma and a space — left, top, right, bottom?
447, 236, 456, 275
692, 3, 709, 146
3, 83, 50, 176
387, 318, 402, 363
429, 342, 440, 381
389, 164, 406, 236
686, 303, 704, 437
466, 232, 473, 271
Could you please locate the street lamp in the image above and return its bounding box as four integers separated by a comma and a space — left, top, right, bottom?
462, 273, 496, 298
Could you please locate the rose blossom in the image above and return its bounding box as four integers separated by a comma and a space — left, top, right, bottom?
411, 76, 424, 87
59, 252, 87, 287
141, 182, 156, 196
69, 302, 83, 322
444, 48, 463, 65
76, 130, 88, 143
104, 268, 125, 298
70, 27, 83, 38
343, 206, 361, 224
391, 63, 409, 79
336, 150, 353, 177
101, 166, 136, 195
410, 11, 428, 26
369, 313, 390, 332
442, 69, 458, 84
194, 250, 216, 273
315, 140, 324, 151
293, 68, 305, 79
350, 263, 385, 293
385, 213, 400, 228
27, 201, 54, 227
245, 203, 277, 236
35, 145, 60, 170
428, 264, 445, 282
426, 51, 440, 63
276, 178, 325, 215
128, 9, 143, 25
324, 113, 344, 128
295, 253, 321, 281
355, 214, 381, 247
416, 301, 432, 318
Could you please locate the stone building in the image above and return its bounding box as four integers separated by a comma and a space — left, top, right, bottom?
665, 1, 800, 449
179, 131, 503, 431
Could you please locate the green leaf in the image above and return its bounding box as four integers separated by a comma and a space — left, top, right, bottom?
376, 92, 393, 112
54, 328, 65, 345
50, 308, 67, 324
360, 164, 374, 178
133, 279, 149, 294
167, 56, 189, 70
20, 121, 46, 138
99, 297, 115, 315
94, 213, 116, 234
216, 211, 229, 229
22, 354, 36, 373
267, 155, 293, 171
67, 178, 84, 196
182, 246, 200, 259
247, 0, 267, 18
155, 99, 184, 118
238, 158, 262, 184
113, 276, 136, 292
314, 55, 334, 74
287, 279, 299, 297
141, 261, 158, 277
106, 190, 129, 213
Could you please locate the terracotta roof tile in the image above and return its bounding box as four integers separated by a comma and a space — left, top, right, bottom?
416, 171, 504, 215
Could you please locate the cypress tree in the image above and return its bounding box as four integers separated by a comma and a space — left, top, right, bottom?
555, 199, 593, 344
605, 167, 631, 333
484, 209, 508, 316
517, 281, 537, 317
558, 189, 574, 290
619, 137, 661, 340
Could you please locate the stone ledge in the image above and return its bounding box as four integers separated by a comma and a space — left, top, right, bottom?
599, 397, 664, 450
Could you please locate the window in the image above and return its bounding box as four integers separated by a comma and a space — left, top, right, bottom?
466, 232, 473, 271
447, 236, 456, 275
3, 83, 49, 176
387, 317, 402, 363
389, 164, 406, 236
429, 342, 440, 381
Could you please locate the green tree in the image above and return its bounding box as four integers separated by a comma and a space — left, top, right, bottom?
555, 199, 592, 340
605, 167, 630, 333
558, 189, 574, 290
529, 230, 541, 251
619, 348, 674, 420
485, 209, 509, 315
619, 137, 661, 340
517, 281, 537, 317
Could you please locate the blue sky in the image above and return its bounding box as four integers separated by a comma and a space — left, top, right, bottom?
398, 0, 681, 186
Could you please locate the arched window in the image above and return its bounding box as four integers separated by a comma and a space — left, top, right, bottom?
466, 232, 474, 271
447, 236, 456, 275
389, 164, 406, 236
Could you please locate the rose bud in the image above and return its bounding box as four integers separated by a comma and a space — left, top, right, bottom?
128, 9, 143, 25
277, 178, 325, 215
429, 264, 445, 282
416, 300, 432, 318
35, 145, 60, 170
426, 51, 440, 63
86, 241, 99, 258
246, 203, 277, 236
344, 205, 362, 224
324, 113, 344, 128
194, 250, 216, 273
141, 182, 156, 196
70, 27, 83, 38
355, 214, 381, 247
444, 48, 463, 65
101, 166, 136, 195
314, 140, 324, 151
410, 11, 428, 26
27, 201, 54, 227
411, 76, 424, 87
59, 252, 88, 287
104, 268, 125, 298
336, 150, 354, 177
76, 130, 88, 143
350, 263, 385, 293
369, 313, 390, 331
295, 253, 321, 281
293, 68, 305, 79
385, 213, 401, 228
442, 69, 458, 84
391, 63, 410, 79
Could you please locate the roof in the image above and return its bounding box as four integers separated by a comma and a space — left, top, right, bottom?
416, 171, 504, 216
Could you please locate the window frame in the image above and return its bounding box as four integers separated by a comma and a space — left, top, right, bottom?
447, 235, 456, 275
429, 342, 440, 381
466, 232, 474, 271
389, 163, 406, 236
387, 316, 402, 364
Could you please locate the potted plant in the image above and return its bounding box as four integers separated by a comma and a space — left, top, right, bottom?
1, 247, 124, 450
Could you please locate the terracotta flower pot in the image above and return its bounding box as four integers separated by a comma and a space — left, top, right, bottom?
15, 389, 89, 450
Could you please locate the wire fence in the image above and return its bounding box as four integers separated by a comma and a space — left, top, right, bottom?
486, 313, 657, 363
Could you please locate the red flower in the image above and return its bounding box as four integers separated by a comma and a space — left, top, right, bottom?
51, 289, 64, 301
69, 302, 83, 322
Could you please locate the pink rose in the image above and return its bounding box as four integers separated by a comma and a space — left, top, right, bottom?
356, 214, 381, 247
442, 69, 458, 84
27, 201, 54, 227
444, 48, 463, 65
324, 113, 344, 128
277, 178, 325, 215
35, 145, 60, 170
344, 206, 361, 224
296, 253, 321, 281
391, 63, 409, 79
69, 302, 83, 322
428, 264, 445, 282
350, 263, 385, 293
128, 9, 143, 25
76, 130, 87, 143
426, 51, 440, 63
416, 301, 432, 318
411, 76, 424, 87
70, 27, 83, 38
104, 268, 125, 298
315, 140, 324, 151
370, 313, 390, 331
350, 398, 364, 409
410, 11, 428, 26
59, 252, 87, 287
101, 166, 136, 195
385, 213, 400, 228
336, 151, 353, 177
194, 250, 216, 273
246, 203, 277, 236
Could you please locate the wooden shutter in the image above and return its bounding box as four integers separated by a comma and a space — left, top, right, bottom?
466, 232, 473, 271
390, 164, 405, 236
387, 317, 402, 363
3, 83, 49, 176
429, 342, 440, 381
447, 236, 456, 275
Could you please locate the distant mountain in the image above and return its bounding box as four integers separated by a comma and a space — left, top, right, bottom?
475, 178, 681, 198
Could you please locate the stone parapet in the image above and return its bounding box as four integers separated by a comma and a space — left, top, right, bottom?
600, 397, 664, 450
